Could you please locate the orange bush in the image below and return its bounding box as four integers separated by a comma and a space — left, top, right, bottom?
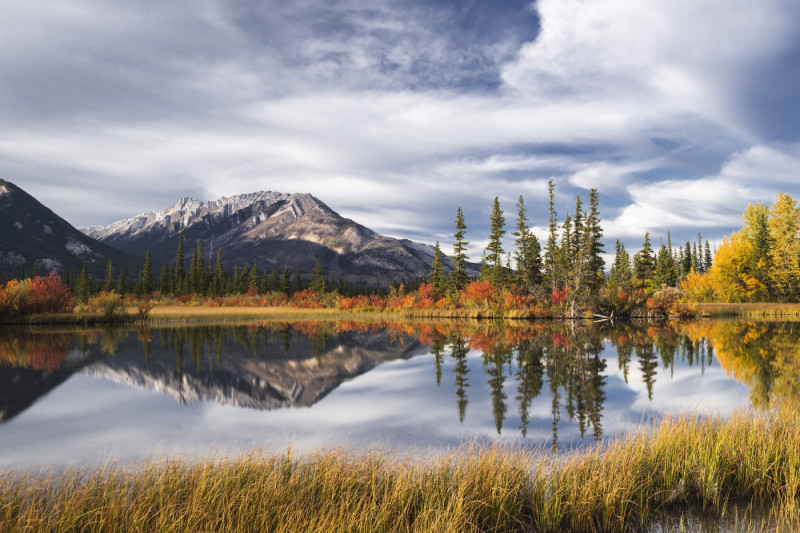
462, 280, 497, 307
0, 275, 74, 319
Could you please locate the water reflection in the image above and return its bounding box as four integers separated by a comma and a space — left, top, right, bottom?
681, 321, 800, 410
0, 319, 796, 462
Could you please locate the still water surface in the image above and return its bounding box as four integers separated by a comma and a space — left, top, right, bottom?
1, 319, 794, 471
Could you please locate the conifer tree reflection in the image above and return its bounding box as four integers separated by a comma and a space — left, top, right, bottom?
431, 335, 447, 387
449, 334, 470, 423
616, 335, 633, 383
637, 343, 658, 401
483, 341, 511, 434
515, 339, 544, 438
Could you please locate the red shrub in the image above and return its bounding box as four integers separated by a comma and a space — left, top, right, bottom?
550, 287, 570, 305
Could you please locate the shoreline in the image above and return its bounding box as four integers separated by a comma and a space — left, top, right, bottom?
5, 301, 800, 326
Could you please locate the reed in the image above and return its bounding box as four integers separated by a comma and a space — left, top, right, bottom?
2, 409, 800, 532
683, 302, 800, 318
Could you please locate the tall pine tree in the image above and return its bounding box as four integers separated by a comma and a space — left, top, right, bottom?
482, 197, 506, 285
633, 233, 655, 289
512, 195, 543, 292
429, 241, 446, 291
544, 179, 559, 290
449, 207, 470, 292
576, 189, 604, 297
608, 240, 632, 290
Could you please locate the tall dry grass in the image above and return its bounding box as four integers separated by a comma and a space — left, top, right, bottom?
683, 302, 800, 318
2, 409, 800, 532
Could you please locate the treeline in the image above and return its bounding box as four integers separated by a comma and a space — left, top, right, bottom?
431, 180, 606, 308
2, 179, 732, 316
681, 193, 800, 302
607, 231, 713, 293
429, 179, 713, 315
14, 235, 388, 304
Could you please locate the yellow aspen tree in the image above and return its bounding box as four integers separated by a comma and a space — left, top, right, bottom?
767, 193, 800, 301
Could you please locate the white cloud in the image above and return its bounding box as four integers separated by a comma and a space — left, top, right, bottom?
1, 0, 800, 253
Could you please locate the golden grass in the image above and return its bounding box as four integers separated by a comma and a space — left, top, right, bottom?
681, 302, 800, 318
3, 409, 800, 532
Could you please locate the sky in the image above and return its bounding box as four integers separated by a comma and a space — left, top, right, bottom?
2, 0, 800, 261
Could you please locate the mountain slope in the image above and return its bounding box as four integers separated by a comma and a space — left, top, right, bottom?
84, 191, 467, 283
0, 179, 141, 277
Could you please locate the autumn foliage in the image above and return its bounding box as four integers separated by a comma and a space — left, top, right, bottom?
681, 193, 800, 303
0, 274, 74, 321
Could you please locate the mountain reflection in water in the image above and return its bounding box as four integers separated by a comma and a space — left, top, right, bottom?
0, 319, 794, 466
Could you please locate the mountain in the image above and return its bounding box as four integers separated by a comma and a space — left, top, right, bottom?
0, 179, 141, 277
83, 191, 471, 284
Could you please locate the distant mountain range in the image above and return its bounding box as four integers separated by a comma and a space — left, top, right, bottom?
0, 179, 475, 283
82, 190, 474, 283
0, 179, 140, 277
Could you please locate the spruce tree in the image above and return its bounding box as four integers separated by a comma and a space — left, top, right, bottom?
174, 230, 185, 294
571, 195, 584, 284
512, 195, 542, 291
429, 241, 446, 291
188, 240, 204, 294
632, 233, 655, 289
653, 244, 677, 288
683, 241, 692, 274
76, 263, 90, 303
704, 241, 713, 272
555, 214, 573, 290
311, 259, 326, 294
608, 240, 632, 290
269, 265, 280, 292
103, 260, 114, 292
116, 269, 127, 294
281, 267, 292, 294
449, 206, 470, 292
294, 266, 303, 292
248, 261, 260, 294
482, 197, 506, 285
232, 265, 240, 294
142, 251, 153, 294
696, 233, 704, 272
213, 248, 225, 296
159, 262, 171, 294
577, 189, 604, 296
544, 179, 559, 290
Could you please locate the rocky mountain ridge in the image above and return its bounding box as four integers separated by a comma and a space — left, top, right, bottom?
83, 190, 470, 284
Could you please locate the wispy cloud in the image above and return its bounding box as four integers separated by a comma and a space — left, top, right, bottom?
1, 0, 799, 259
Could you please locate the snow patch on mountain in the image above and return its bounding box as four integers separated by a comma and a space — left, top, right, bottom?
0, 251, 25, 266
82, 191, 293, 240
36, 258, 62, 272
66, 238, 92, 256
0, 185, 9, 196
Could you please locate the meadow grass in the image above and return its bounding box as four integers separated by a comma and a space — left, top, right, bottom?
2, 409, 799, 532
682, 302, 800, 318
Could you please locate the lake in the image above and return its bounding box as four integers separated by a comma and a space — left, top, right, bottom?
1, 318, 795, 471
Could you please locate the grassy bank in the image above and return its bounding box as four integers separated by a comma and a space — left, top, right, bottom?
682, 302, 800, 318
3, 409, 799, 532
12, 305, 555, 326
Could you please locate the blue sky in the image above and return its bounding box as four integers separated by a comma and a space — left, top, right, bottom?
2, 0, 800, 261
